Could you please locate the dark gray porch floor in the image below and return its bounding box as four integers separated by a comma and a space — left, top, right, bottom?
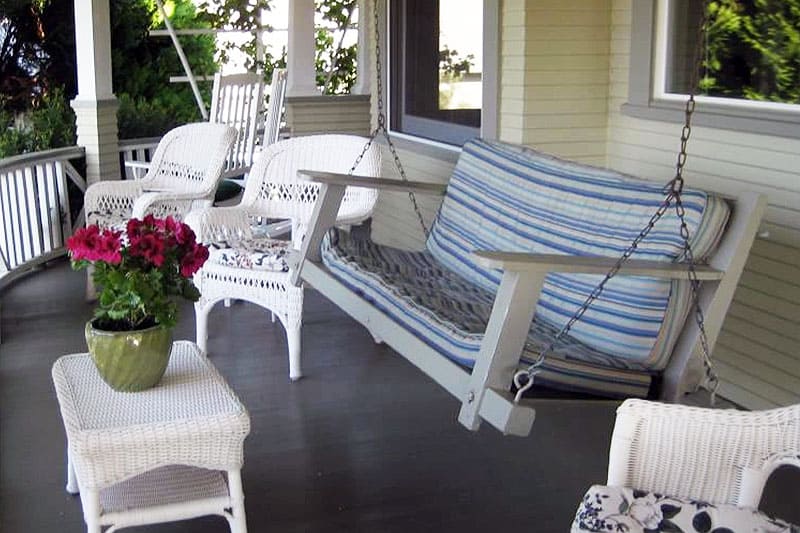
1, 260, 797, 532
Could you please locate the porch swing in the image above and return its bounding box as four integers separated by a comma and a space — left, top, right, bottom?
291, 1, 767, 436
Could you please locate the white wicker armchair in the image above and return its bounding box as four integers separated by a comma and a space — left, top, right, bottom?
572, 399, 800, 532
184, 134, 381, 380
84, 123, 237, 228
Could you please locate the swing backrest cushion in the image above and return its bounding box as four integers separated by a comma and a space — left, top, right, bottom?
426, 139, 731, 369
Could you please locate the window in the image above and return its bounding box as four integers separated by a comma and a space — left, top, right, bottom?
389, 0, 488, 146
624, 0, 800, 138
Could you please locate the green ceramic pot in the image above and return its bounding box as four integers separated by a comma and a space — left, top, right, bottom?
85, 321, 173, 392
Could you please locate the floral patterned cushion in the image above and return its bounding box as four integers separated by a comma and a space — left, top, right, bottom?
572, 485, 798, 533
208, 236, 291, 272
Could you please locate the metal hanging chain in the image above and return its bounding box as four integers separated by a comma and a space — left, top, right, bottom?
515, 2, 717, 403
347, 0, 430, 237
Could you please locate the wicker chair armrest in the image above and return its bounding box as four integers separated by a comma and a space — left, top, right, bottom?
131, 191, 211, 219
183, 207, 254, 244
84, 180, 143, 202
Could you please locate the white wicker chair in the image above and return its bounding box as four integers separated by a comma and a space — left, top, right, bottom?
572, 399, 800, 531
84, 123, 237, 228
185, 134, 381, 380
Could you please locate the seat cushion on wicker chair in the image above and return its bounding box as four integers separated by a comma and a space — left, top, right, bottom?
322, 229, 654, 399
208, 236, 291, 272
571, 485, 797, 533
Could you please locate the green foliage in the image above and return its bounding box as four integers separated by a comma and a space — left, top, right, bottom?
315, 0, 357, 94
196, 0, 272, 72
703, 0, 800, 104
0, 87, 76, 158
111, 0, 215, 137
196, 0, 357, 93
439, 45, 475, 78
0, 0, 216, 152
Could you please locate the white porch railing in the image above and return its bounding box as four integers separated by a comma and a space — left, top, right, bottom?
0, 146, 86, 289
119, 137, 160, 180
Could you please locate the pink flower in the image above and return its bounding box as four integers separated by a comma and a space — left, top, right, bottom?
67, 225, 101, 261
68, 227, 122, 264
173, 221, 196, 246
129, 233, 166, 267
96, 229, 123, 264
179, 243, 209, 277
126, 217, 144, 240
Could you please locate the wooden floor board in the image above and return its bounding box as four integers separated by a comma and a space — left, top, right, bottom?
0, 259, 797, 532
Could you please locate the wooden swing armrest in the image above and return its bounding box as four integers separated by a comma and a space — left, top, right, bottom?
472, 252, 725, 280
298, 170, 447, 195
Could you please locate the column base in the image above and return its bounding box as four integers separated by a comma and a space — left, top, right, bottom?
71, 97, 120, 185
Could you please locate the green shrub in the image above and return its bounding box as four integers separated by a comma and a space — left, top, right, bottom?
117, 92, 202, 139
0, 88, 77, 158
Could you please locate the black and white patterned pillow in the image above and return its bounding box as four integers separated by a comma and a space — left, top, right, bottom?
572, 485, 798, 533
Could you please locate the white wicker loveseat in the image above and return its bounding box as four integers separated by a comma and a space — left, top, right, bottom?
572, 399, 800, 532
292, 139, 766, 436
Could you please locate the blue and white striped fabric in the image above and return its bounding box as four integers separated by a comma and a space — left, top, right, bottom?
320, 139, 730, 398
321, 230, 653, 398
427, 139, 730, 369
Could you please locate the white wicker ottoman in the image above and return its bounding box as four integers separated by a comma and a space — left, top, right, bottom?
52, 341, 251, 533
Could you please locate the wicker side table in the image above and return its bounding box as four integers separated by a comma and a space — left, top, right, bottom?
52, 341, 251, 533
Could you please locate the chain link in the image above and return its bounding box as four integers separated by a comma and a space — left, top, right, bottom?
514, 1, 718, 402
347, 0, 429, 237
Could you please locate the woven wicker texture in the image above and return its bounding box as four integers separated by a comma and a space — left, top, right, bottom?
185, 134, 381, 380
608, 399, 800, 508
84, 123, 237, 228
52, 341, 250, 491
99, 465, 229, 513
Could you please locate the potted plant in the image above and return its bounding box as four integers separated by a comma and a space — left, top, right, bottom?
67, 215, 209, 391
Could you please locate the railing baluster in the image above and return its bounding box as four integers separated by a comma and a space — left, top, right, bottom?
54, 159, 72, 241
23, 166, 36, 262
0, 170, 13, 270
0, 146, 85, 288
42, 162, 58, 250
30, 165, 50, 257
12, 168, 26, 266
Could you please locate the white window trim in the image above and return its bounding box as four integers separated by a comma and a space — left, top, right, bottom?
623, 0, 800, 139
381, 0, 499, 153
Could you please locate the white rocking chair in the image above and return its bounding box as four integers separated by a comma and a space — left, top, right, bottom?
261, 69, 287, 148
572, 399, 800, 532
209, 72, 265, 181
184, 134, 380, 380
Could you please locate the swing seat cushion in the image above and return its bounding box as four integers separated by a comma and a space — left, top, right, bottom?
208, 236, 291, 272
571, 485, 797, 533
425, 139, 730, 369
323, 230, 654, 398
320, 139, 731, 398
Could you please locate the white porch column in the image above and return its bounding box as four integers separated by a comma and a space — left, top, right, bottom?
351, 0, 371, 95
71, 0, 119, 186
287, 0, 320, 96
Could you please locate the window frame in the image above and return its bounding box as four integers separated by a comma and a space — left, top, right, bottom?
383, 0, 499, 149
623, 0, 800, 139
